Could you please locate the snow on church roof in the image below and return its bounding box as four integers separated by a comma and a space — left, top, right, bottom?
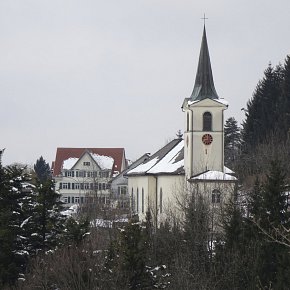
147, 141, 184, 174
190, 170, 237, 181
127, 139, 184, 175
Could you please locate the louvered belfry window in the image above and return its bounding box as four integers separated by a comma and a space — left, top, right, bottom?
203, 112, 212, 131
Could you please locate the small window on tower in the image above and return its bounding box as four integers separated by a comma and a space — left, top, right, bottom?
212, 189, 221, 204
203, 112, 212, 131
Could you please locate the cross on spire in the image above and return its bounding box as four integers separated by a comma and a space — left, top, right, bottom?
201, 13, 208, 26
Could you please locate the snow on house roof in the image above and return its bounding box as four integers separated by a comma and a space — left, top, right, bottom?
63, 158, 79, 170
190, 170, 237, 181
91, 154, 114, 170
127, 139, 184, 175
52, 147, 126, 176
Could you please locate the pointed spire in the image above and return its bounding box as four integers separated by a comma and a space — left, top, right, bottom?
190, 25, 219, 101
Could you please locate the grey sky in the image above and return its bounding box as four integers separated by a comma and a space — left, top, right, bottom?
1, 0, 290, 166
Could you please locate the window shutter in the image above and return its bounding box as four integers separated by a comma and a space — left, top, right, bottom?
72, 183, 75, 190
59, 183, 62, 189
68, 183, 70, 189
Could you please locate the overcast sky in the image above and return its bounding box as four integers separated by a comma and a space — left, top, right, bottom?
1, 0, 290, 166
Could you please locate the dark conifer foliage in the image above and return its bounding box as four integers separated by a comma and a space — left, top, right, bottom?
0, 165, 34, 286
34, 156, 51, 182
242, 59, 290, 152
224, 117, 241, 168
28, 179, 66, 253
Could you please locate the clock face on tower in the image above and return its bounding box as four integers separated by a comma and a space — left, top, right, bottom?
202, 134, 213, 145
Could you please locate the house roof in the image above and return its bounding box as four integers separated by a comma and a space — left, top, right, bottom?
127, 139, 184, 176
52, 147, 126, 176
190, 25, 219, 101
126, 139, 236, 179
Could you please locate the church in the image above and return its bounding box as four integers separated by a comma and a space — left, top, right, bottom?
126, 26, 237, 225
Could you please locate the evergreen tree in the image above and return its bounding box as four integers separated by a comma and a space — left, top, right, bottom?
242, 63, 283, 152
34, 156, 51, 183
278, 55, 290, 140
245, 161, 290, 288
224, 117, 241, 168
182, 192, 210, 286
0, 165, 34, 286
119, 216, 150, 289
63, 217, 90, 246
28, 179, 66, 253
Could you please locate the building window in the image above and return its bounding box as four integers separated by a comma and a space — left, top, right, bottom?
67, 196, 71, 203
83, 162, 90, 166
75, 197, 80, 203
75, 183, 80, 189
142, 188, 144, 213
160, 188, 163, 214
84, 183, 89, 189
137, 188, 139, 213
76, 171, 86, 178
63, 197, 68, 203
118, 186, 127, 195
71, 196, 75, 203
212, 189, 221, 204
187, 112, 189, 131
131, 188, 134, 211
65, 171, 74, 177
203, 112, 212, 131
62, 183, 68, 189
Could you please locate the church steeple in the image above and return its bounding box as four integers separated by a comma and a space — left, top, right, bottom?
190, 25, 219, 101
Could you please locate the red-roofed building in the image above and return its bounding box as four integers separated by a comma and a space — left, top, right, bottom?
52, 148, 127, 207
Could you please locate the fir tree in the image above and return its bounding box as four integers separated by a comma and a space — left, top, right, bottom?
242, 63, 283, 151
0, 165, 34, 286
29, 179, 66, 253
34, 156, 51, 183
224, 117, 241, 168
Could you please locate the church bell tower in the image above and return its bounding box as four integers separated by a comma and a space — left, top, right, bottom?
182, 25, 228, 179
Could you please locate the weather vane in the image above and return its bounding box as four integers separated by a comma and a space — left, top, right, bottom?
201, 13, 208, 26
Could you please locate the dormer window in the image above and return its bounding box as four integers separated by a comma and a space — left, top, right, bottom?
83, 161, 90, 166
203, 112, 212, 131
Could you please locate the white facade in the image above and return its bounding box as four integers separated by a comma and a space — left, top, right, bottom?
127, 26, 237, 226
183, 98, 228, 178
129, 174, 185, 225
55, 152, 114, 207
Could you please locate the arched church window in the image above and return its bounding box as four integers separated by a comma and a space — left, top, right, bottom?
203, 112, 212, 131
142, 188, 144, 213
131, 188, 134, 212
212, 189, 221, 204
137, 188, 139, 213
160, 188, 163, 214
187, 112, 189, 131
